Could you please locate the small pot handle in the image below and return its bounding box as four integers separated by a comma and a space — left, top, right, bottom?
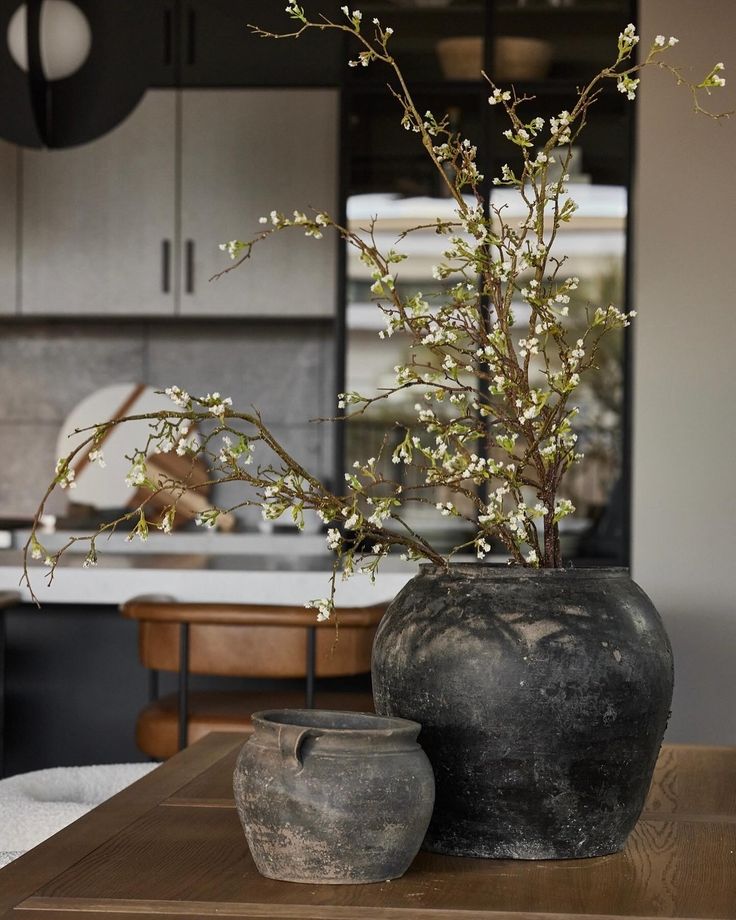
277, 724, 313, 770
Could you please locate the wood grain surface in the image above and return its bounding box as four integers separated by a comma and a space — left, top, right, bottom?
165, 741, 736, 819
0, 734, 245, 917
1, 737, 735, 920
643, 744, 736, 820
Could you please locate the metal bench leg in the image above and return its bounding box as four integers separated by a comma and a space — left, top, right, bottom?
305, 625, 316, 709
178, 623, 190, 751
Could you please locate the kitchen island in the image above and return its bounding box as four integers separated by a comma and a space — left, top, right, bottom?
0, 531, 422, 607
0, 534, 434, 775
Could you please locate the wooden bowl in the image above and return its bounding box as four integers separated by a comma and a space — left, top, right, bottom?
494, 36, 552, 81
436, 36, 483, 81
436, 35, 552, 82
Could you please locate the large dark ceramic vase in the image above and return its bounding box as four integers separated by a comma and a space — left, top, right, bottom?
372, 565, 674, 859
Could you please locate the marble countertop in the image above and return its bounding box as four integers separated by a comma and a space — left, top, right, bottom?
0, 530, 507, 607
0, 544, 419, 607
4, 528, 330, 555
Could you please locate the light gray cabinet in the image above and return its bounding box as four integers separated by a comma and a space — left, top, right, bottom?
179, 89, 339, 317
0, 142, 17, 315
20, 91, 176, 316
16, 89, 338, 318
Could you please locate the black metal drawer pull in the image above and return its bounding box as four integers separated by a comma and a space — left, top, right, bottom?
161, 239, 171, 293
185, 240, 195, 294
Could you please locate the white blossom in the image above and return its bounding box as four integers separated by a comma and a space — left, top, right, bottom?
488, 88, 511, 106
218, 240, 241, 260
476, 537, 491, 559
306, 598, 333, 622
344, 512, 360, 530
164, 385, 190, 408
618, 23, 639, 52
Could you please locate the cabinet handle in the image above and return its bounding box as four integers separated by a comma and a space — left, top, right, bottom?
185, 240, 195, 294
163, 8, 173, 66
186, 8, 196, 66
161, 240, 171, 294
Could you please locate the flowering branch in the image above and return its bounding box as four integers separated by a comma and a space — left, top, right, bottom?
23, 10, 728, 617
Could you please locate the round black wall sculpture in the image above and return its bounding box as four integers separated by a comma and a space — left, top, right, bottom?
0, 0, 156, 148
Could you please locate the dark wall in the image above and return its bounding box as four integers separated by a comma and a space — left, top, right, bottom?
2, 602, 371, 777
4, 604, 148, 775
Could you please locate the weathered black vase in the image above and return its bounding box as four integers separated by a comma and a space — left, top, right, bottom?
233, 709, 435, 883
372, 565, 674, 859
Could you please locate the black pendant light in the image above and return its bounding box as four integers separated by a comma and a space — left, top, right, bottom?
0, 0, 154, 148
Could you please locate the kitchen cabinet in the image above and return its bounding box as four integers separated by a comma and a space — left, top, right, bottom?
179, 89, 338, 318
0, 141, 16, 315
173, 1, 343, 88
18, 88, 338, 319
20, 92, 176, 317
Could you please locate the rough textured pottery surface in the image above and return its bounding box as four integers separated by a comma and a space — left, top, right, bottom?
372, 565, 674, 859
233, 709, 435, 884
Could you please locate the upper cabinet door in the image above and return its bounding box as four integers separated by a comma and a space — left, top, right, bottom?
20, 91, 176, 317
180, 89, 339, 318
178, 1, 343, 87
0, 141, 17, 315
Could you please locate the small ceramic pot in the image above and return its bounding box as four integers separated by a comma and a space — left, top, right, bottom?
233, 709, 435, 884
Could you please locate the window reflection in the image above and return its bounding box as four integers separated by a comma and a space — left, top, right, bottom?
345, 183, 627, 559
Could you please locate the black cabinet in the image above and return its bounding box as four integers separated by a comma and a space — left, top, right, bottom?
346, 0, 636, 192
150, 0, 344, 88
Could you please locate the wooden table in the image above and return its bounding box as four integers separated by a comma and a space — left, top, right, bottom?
1, 735, 735, 920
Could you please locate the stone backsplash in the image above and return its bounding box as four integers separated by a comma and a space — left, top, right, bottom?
0, 319, 335, 523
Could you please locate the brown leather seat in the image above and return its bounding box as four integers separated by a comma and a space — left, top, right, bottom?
121, 596, 386, 760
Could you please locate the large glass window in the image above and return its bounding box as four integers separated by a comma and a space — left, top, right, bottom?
343, 0, 634, 561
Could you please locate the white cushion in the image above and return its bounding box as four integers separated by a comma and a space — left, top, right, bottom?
0, 763, 158, 862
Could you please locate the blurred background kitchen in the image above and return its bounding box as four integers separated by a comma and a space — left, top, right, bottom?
0, 0, 733, 774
